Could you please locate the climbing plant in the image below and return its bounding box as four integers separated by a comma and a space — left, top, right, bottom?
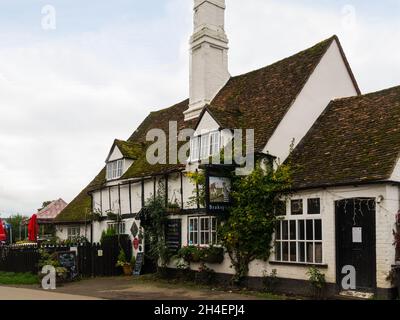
186, 171, 206, 208
140, 181, 171, 268
219, 160, 292, 284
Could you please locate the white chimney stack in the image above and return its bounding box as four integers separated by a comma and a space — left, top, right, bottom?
184, 0, 230, 121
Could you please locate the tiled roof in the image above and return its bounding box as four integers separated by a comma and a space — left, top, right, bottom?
113, 139, 143, 160
291, 85, 400, 189
56, 36, 355, 222
55, 100, 195, 222
209, 36, 357, 151
37, 199, 68, 220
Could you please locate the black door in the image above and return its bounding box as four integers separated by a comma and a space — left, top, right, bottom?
335, 198, 376, 291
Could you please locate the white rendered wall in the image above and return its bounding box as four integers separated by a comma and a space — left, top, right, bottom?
108, 146, 123, 162
390, 158, 400, 182
168, 183, 397, 290
263, 40, 359, 162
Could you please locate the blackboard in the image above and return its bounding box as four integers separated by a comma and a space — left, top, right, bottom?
56, 251, 78, 280
57, 251, 77, 268
133, 252, 144, 276
165, 219, 181, 254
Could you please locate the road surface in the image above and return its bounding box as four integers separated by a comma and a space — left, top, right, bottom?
0, 286, 101, 300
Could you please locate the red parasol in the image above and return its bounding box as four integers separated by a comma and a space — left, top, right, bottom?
28, 214, 39, 242
0, 219, 6, 242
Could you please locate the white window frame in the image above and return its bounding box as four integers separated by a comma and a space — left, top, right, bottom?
188, 216, 217, 247
190, 131, 221, 162
107, 159, 124, 180
190, 136, 200, 161
209, 131, 220, 156
67, 226, 80, 241
274, 218, 323, 264
188, 217, 199, 246
107, 221, 126, 235
200, 135, 209, 160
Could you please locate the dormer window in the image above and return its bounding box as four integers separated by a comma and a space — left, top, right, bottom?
107, 159, 123, 180
190, 131, 221, 162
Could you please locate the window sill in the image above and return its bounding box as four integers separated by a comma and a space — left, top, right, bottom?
269, 261, 328, 268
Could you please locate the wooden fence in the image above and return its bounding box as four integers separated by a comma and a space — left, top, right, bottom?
0, 235, 132, 277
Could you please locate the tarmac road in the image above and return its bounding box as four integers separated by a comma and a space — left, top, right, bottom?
0, 285, 101, 300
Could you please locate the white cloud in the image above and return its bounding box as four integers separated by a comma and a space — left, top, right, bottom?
0, 0, 400, 215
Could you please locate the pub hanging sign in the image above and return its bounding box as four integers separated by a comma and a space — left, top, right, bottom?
203, 164, 234, 214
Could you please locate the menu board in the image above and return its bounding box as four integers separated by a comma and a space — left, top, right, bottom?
165, 219, 182, 254
133, 252, 144, 276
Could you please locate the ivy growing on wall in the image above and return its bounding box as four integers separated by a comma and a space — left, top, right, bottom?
219, 160, 292, 284
140, 181, 171, 269
187, 159, 292, 285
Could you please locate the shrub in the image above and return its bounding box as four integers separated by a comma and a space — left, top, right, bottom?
100, 228, 117, 244
177, 246, 224, 264
307, 267, 326, 299
201, 246, 224, 264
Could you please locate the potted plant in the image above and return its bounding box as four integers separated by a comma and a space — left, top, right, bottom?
116, 249, 132, 276
166, 201, 181, 214
201, 246, 224, 264
177, 246, 201, 263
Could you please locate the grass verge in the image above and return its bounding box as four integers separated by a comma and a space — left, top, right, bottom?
0, 272, 39, 285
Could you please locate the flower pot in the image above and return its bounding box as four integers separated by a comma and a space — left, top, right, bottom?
122, 265, 133, 276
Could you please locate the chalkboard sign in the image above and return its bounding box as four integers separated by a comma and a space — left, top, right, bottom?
56, 251, 78, 280
133, 252, 144, 276
165, 219, 181, 254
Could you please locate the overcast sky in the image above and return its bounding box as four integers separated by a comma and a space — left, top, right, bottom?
0, 0, 400, 216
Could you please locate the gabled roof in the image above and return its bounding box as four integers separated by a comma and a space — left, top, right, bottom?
106, 139, 143, 162
56, 36, 357, 222
291, 85, 400, 189
209, 35, 359, 151
37, 199, 67, 221
55, 100, 195, 222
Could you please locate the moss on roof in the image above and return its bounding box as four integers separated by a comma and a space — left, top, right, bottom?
114, 139, 143, 159
57, 36, 355, 222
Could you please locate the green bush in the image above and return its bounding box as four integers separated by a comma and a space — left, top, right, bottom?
201, 246, 224, 264
177, 246, 224, 264
100, 228, 117, 244
307, 267, 326, 299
